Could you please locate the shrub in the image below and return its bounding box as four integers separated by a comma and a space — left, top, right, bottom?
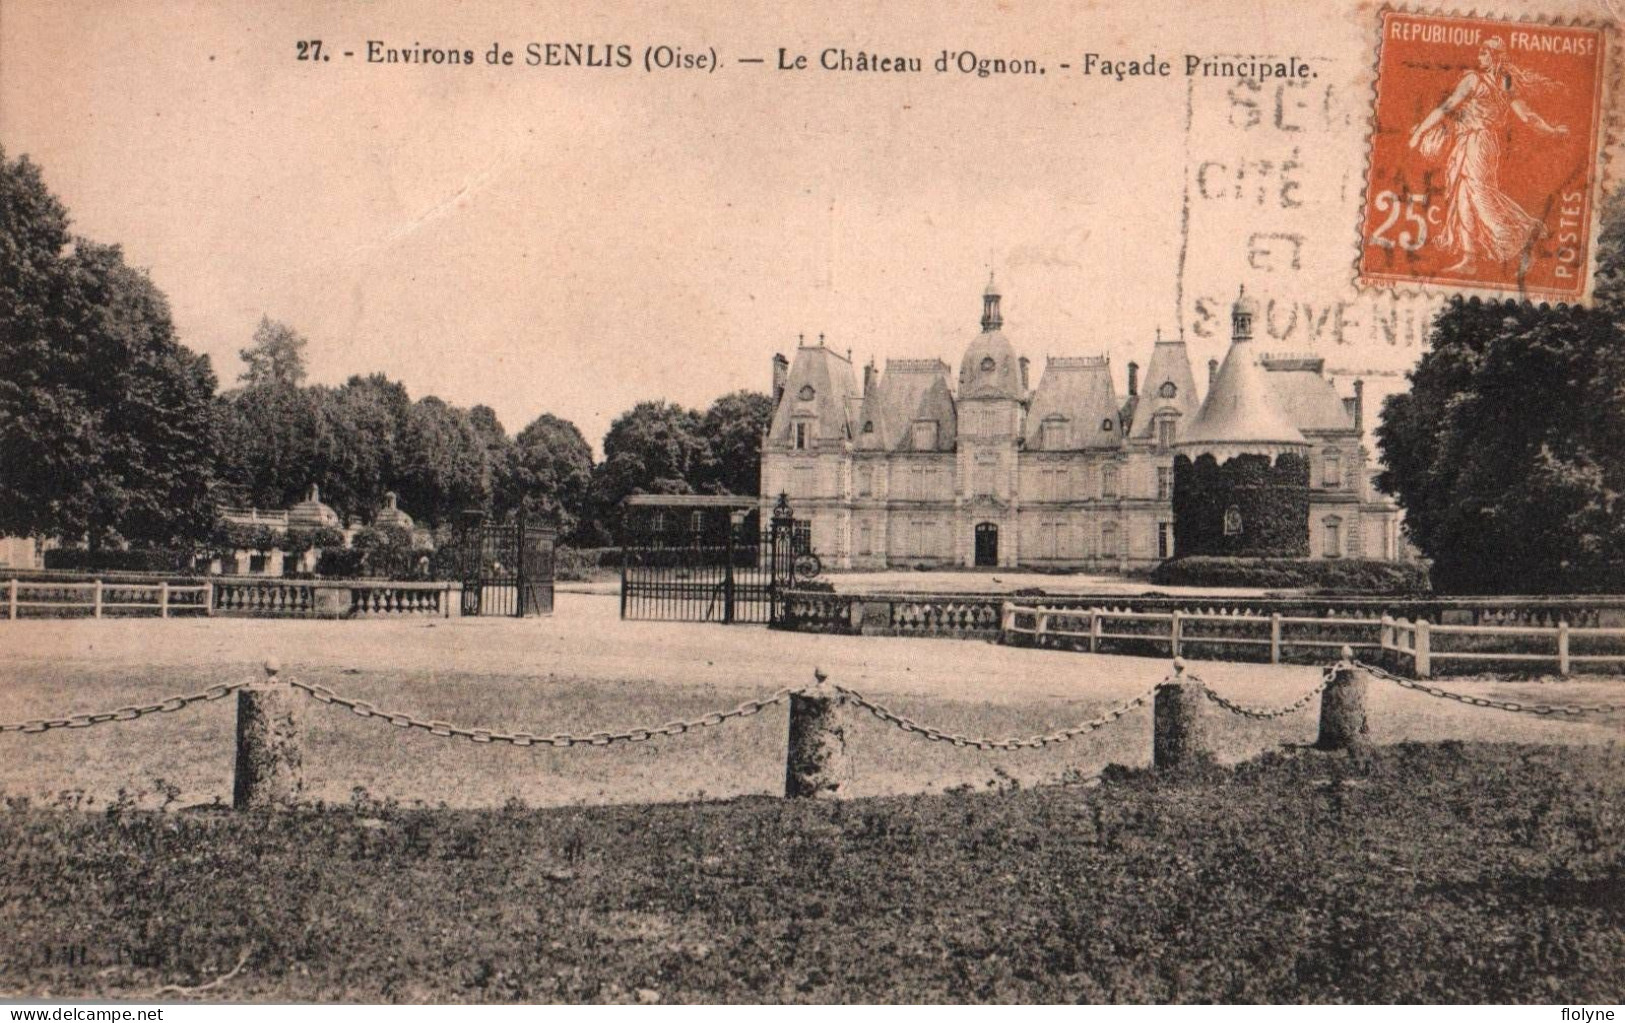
1150, 556, 1432, 593
42, 547, 193, 573
315, 547, 364, 578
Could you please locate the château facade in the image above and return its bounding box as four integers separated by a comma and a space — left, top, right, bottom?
759, 279, 1405, 571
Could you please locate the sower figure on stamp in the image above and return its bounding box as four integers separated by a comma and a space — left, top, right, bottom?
1408, 36, 1570, 275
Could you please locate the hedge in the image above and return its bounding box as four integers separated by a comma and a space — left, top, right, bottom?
1150, 556, 1433, 593
43, 548, 197, 573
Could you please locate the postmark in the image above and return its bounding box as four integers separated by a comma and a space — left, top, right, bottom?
1358, 9, 1611, 301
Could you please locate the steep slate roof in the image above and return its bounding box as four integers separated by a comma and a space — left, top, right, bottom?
1178, 338, 1307, 451
1259, 354, 1357, 434
1128, 336, 1201, 439
957, 329, 1026, 401
1024, 357, 1123, 451
767, 343, 858, 447
856, 359, 957, 452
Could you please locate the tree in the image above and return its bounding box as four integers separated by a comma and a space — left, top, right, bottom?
1377, 194, 1625, 592
697, 390, 774, 496
592, 401, 709, 539
393, 396, 489, 528
239, 316, 309, 387
0, 149, 221, 548
498, 413, 594, 539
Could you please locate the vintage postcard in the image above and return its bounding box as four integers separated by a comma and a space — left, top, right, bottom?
1, 0, 1622, 1010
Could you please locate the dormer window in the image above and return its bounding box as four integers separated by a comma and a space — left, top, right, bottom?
798, 384, 816, 401
793, 421, 814, 449
911, 421, 938, 450
1156, 416, 1176, 452
1041, 417, 1067, 448
981, 356, 996, 373
862, 420, 875, 434
1158, 381, 1178, 399
1101, 418, 1114, 432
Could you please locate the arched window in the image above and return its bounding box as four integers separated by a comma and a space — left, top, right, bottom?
1322, 448, 1342, 488
862, 420, 874, 434
1224, 505, 1243, 536
1101, 418, 1114, 432
980, 356, 996, 373
1158, 381, 1178, 398
798, 384, 816, 401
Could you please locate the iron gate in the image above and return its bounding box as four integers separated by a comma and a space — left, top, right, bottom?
443, 515, 555, 617
620, 497, 817, 624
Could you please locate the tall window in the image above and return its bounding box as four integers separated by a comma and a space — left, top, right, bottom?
1156, 417, 1176, 452
1323, 516, 1343, 558
857, 464, 872, 497
1156, 466, 1173, 501
1101, 521, 1120, 558
690, 511, 705, 535
1101, 464, 1119, 500
974, 454, 998, 497
1322, 448, 1342, 488
793, 421, 813, 450
859, 522, 872, 556
1158, 522, 1174, 559
912, 421, 938, 450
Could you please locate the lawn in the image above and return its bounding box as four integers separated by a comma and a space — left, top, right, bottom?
1, 743, 1620, 1003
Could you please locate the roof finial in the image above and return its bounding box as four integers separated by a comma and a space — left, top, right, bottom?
798, 332, 805, 345
1155, 326, 1162, 343
818, 332, 825, 344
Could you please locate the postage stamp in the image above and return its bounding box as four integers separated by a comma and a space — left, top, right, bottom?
1358, 9, 1612, 301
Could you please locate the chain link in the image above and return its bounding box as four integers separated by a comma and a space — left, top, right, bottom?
1193, 666, 1336, 721
832, 683, 1158, 750
287, 679, 797, 747
0, 681, 249, 734
1353, 660, 1621, 717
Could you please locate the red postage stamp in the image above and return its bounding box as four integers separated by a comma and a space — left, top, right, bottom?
1358, 9, 1612, 301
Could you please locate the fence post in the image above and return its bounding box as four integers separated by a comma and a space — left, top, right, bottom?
1269, 613, 1282, 664
1316, 646, 1370, 752
1380, 614, 1394, 652
1557, 621, 1570, 676
158, 581, 169, 619
1154, 659, 1210, 773
7, 579, 16, 620
1170, 610, 1182, 658
1414, 619, 1431, 679
204, 580, 216, 617
92, 579, 103, 619
233, 658, 304, 810
1089, 608, 1101, 653
1035, 608, 1049, 648
785, 669, 849, 798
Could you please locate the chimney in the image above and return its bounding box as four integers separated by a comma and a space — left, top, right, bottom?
863, 360, 877, 396
1127, 361, 1139, 397
1019, 356, 1030, 392
1352, 378, 1365, 434
772, 353, 789, 405
1208, 358, 1219, 392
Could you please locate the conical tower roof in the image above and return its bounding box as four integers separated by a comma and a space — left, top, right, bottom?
1176, 288, 1307, 457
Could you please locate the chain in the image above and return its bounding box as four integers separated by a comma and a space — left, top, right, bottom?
0, 681, 250, 734
287, 679, 797, 747
1194, 666, 1335, 721
1353, 659, 1620, 717
833, 683, 1158, 750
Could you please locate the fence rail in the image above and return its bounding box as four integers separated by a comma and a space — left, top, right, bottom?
1379, 615, 1625, 678
5, 578, 211, 619
1001, 602, 1385, 664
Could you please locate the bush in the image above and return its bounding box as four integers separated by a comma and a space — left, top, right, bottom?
314, 547, 364, 578
1150, 556, 1432, 593
42, 547, 194, 573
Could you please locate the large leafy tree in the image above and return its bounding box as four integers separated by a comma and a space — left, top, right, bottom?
238, 316, 309, 387
0, 150, 220, 547
1376, 195, 1625, 593
393, 396, 489, 528
591, 400, 710, 540
697, 389, 774, 496
497, 413, 594, 538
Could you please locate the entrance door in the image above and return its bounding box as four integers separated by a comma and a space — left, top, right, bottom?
974, 522, 999, 567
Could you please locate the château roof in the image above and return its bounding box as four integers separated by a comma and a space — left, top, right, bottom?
1128, 335, 1201, 440
1258, 354, 1358, 434
958, 329, 1026, 402
856, 359, 957, 452
1177, 337, 1307, 453
1024, 357, 1123, 451
767, 342, 858, 448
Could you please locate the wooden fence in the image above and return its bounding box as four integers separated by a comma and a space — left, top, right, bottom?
5, 578, 211, 619
1002, 603, 1381, 664
1379, 615, 1625, 678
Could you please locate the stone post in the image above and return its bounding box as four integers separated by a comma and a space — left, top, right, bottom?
1315, 646, 1370, 752
233, 658, 304, 809
785, 668, 849, 798
1153, 658, 1210, 772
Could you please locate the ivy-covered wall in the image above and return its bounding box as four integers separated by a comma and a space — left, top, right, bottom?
1172, 452, 1310, 558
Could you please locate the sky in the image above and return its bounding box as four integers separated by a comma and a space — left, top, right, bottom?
2, 0, 1614, 452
